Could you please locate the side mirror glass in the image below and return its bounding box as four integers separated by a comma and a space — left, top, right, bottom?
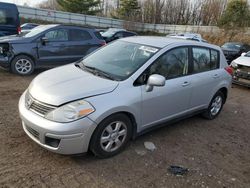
146, 74, 165, 92
241, 52, 247, 56
41, 37, 48, 45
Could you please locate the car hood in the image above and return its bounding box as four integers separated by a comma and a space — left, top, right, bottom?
0, 35, 31, 43
234, 56, 250, 67
28, 64, 119, 106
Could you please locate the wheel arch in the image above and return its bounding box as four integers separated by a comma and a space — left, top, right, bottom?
11, 53, 36, 66
218, 87, 228, 103
91, 111, 138, 141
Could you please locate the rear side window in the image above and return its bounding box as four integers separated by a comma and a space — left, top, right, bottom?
70, 29, 92, 41
94, 32, 103, 40
192, 47, 219, 73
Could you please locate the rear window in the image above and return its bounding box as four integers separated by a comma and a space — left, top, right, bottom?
192, 47, 219, 73
70, 29, 92, 41
0, 9, 17, 25
94, 32, 103, 40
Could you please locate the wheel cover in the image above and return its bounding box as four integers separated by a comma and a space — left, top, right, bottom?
210, 96, 222, 116
100, 121, 127, 152
15, 59, 32, 74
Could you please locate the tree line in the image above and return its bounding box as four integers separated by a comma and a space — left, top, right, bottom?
37, 0, 250, 28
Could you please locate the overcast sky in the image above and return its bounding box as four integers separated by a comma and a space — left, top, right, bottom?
0, 0, 46, 6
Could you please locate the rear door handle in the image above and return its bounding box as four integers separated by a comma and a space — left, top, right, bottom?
182, 81, 190, 87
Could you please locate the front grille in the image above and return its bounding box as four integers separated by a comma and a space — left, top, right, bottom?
30, 101, 55, 116
235, 66, 250, 80
26, 93, 56, 116
26, 125, 39, 139
238, 65, 250, 72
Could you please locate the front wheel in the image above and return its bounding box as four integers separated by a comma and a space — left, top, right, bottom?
202, 91, 225, 120
90, 114, 132, 158
11, 55, 35, 75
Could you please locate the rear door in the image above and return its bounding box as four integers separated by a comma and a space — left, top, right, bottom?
37, 28, 71, 66
188, 46, 221, 110
68, 29, 97, 61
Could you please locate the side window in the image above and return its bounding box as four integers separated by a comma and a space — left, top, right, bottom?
45, 29, 68, 41
123, 32, 134, 37
149, 47, 189, 79
192, 47, 219, 73
114, 32, 123, 38
0, 10, 6, 24
70, 29, 92, 41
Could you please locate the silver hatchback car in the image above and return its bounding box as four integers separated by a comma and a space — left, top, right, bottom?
19, 37, 232, 158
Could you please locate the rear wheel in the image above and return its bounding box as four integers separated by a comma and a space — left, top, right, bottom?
202, 91, 225, 120
90, 114, 132, 158
11, 55, 35, 75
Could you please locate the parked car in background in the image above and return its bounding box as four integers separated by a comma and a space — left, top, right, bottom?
221, 42, 250, 64
20, 23, 39, 36
0, 24, 106, 75
0, 2, 20, 36
167, 33, 207, 43
21, 23, 39, 30
101, 28, 137, 43
19, 37, 232, 158
231, 51, 250, 87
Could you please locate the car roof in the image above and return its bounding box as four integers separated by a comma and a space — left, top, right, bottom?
121, 36, 219, 49
0, 2, 18, 9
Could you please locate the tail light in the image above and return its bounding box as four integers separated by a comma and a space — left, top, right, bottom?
17, 26, 21, 34
224, 66, 233, 76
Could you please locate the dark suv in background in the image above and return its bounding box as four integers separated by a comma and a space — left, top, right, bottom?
0, 24, 106, 75
0, 2, 20, 36
221, 42, 250, 64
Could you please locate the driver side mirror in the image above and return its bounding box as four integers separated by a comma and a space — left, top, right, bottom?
41, 37, 48, 45
146, 74, 165, 92
241, 52, 247, 56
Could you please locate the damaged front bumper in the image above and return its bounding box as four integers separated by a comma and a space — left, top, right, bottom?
233, 68, 250, 87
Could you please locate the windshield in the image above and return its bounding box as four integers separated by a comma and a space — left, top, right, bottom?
23, 25, 54, 38
222, 43, 242, 50
81, 41, 159, 80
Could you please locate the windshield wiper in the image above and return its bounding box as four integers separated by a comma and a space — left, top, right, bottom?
76, 63, 117, 81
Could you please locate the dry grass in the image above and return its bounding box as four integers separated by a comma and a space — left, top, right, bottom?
202, 30, 250, 46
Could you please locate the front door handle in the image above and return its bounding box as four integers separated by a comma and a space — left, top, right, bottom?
182, 81, 190, 87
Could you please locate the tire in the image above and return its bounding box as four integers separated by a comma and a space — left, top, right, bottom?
90, 113, 132, 158
11, 55, 35, 75
202, 91, 225, 120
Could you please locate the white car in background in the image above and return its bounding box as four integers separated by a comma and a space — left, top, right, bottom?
167, 33, 207, 43
231, 51, 250, 87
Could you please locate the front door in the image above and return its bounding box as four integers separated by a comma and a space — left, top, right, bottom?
140, 47, 192, 129
37, 28, 71, 66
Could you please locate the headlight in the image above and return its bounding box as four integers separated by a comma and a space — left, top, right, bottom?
230, 61, 238, 68
45, 100, 95, 123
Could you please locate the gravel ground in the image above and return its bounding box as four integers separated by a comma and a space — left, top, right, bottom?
0, 68, 250, 188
